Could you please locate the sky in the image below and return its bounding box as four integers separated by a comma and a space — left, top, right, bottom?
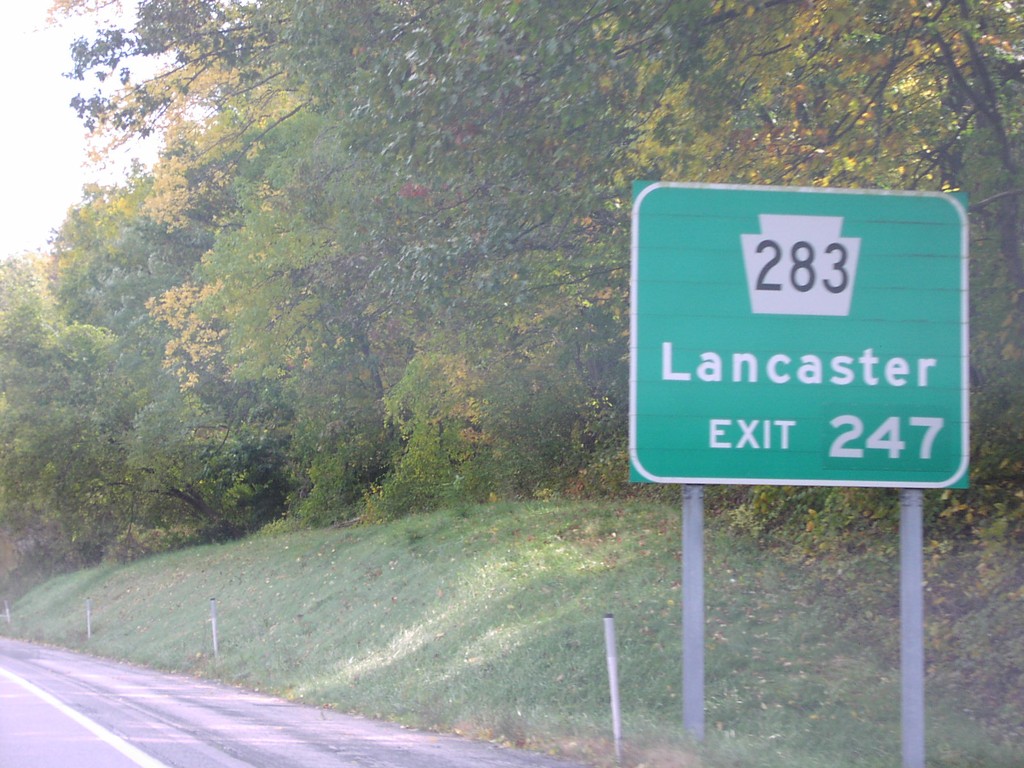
0, 1, 155, 259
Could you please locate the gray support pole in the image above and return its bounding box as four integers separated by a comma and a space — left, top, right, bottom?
682, 484, 705, 741
85, 598, 92, 640
209, 597, 219, 659
900, 489, 926, 768
603, 614, 623, 764
4, 599, 10, 624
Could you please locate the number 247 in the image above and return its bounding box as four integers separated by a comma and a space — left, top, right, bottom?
829, 416, 944, 460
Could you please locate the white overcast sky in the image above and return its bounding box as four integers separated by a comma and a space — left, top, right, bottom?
0, 1, 155, 259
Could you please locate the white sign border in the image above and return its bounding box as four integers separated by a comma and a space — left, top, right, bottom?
629, 181, 970, 488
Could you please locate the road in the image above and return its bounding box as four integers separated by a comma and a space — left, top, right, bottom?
0, 638, 588, 768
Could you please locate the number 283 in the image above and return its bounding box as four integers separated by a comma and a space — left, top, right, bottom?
755, 239, 849, 294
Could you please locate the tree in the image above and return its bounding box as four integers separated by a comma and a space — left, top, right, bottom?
54, 179, 294, 545
44, 0, 1024, 525
0, 257, 134, 564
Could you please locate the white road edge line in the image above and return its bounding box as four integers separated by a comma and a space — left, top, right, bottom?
0, 664, 171, 768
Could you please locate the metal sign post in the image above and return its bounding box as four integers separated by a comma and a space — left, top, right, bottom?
900, 489, 926, 768
682, 485, 705, 741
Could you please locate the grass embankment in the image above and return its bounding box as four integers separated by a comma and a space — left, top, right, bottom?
2, 500, 1019, 768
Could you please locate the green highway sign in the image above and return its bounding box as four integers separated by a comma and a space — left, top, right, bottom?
630, 183, 969, 488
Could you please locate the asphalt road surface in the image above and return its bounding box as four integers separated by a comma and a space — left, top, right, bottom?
0, 638, 589, 768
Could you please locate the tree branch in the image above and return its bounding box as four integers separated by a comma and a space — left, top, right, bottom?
971, 188, 1024, 211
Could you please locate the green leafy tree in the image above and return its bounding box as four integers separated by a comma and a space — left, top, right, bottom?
49, 0, 1024, 525
0, 258, 135, 564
